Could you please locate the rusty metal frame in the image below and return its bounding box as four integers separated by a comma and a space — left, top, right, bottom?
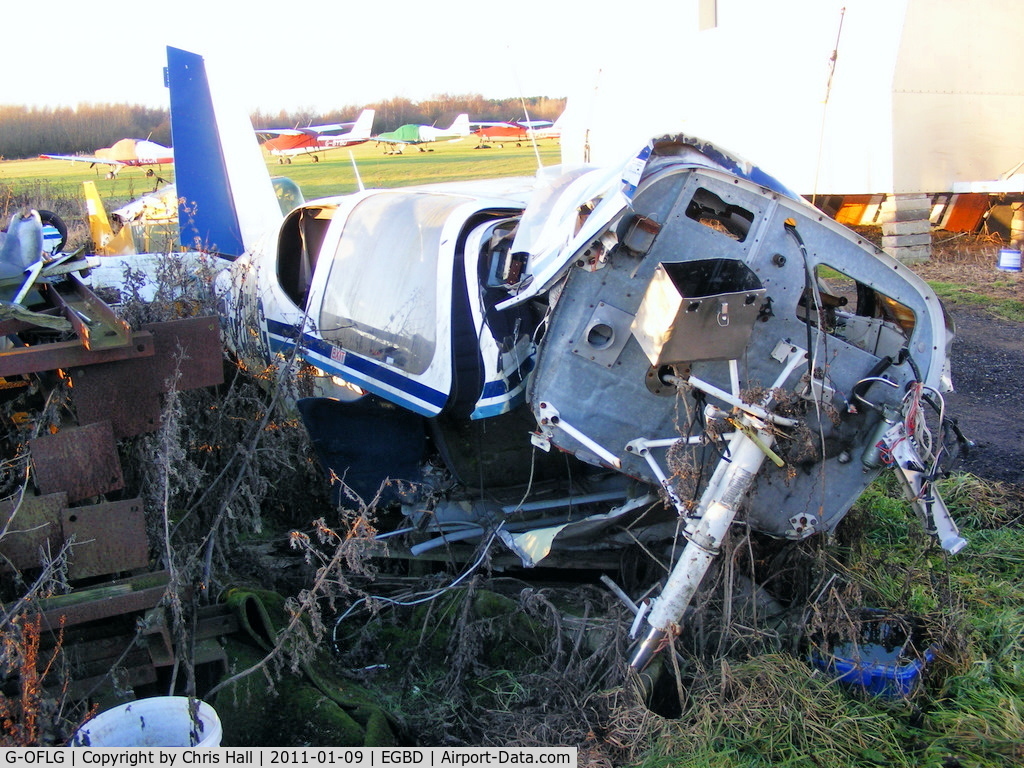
0, 331, 154, 378
42, 273, 131, 351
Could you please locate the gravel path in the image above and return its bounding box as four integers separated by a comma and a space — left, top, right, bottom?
942, 305, 1024, 486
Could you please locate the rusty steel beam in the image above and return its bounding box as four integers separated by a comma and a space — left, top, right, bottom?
0, 331, 154, 378
42, 274, 131, 351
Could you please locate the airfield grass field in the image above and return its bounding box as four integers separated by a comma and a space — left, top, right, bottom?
2, 145, 1024, 765
0, 138, 563, 229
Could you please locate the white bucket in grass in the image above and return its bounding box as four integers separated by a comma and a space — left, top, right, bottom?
71, 697, 221, 747
997, 248, 1022, 272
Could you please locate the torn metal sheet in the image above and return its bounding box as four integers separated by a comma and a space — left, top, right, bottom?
498, 494, 658, 567
29, 421, 124, 503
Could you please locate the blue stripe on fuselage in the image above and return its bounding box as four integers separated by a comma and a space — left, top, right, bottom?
479, 355, 534, 399
265, 319, 448, 415
263, 320, 536, 418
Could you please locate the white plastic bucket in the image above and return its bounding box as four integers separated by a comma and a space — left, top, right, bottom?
997, 248, 1022, 272
71, 696, 222, 747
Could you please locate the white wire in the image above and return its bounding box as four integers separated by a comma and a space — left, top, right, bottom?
331, 522, 504, 649
903, 384, 948, 476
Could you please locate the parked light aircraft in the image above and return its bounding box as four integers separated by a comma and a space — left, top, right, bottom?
374, 113, 471, 152
258, 109, 375, 163
472, 122, 530, 144
165, 46, 967, 673
41, 138, 173, 178
473, 119, 561, 146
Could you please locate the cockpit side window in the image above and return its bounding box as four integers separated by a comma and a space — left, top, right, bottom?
278, 206, 333, 309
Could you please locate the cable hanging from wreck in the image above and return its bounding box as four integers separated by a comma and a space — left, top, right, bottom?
331, 521, 505, 653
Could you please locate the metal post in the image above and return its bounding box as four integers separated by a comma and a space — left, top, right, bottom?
630, 418, 773, 671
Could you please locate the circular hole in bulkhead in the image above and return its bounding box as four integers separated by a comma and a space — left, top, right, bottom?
586, 323, 615, 350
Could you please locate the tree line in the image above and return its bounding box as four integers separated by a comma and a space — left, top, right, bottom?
0, 104, 171, 161
0, 95, 565, 160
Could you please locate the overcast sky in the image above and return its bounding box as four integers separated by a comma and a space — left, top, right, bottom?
6, 1, 697, 114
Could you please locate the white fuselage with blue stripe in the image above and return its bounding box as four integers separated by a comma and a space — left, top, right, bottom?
218, 183, 540, 419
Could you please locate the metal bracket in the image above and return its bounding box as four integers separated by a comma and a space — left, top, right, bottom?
537, 401, 621, 468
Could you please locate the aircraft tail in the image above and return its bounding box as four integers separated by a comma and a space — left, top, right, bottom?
350, 109, 375, 140
83, 181, 136, 256
449, 113, 471, 136
165, 46, 281, 258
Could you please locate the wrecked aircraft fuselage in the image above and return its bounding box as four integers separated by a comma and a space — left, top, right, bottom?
215, 139, 965, 670
167, 44, 965, 673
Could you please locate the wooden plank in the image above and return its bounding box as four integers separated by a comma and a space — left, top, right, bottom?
942, 193, 990, 232
29, 570, 170, 630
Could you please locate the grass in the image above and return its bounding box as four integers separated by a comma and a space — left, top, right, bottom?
925, 280, 1024, 323
625, 473, 1024, 768
270, 139, 561, 199
0, 157, 168, 213
912, 231, 1024, 322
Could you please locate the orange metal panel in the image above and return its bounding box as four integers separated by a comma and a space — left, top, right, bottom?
942, 194, 990, 232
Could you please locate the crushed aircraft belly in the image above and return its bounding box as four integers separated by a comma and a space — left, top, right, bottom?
164, 47, 968, 671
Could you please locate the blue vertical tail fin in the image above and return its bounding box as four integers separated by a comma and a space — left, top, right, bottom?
165, 47, 281, 258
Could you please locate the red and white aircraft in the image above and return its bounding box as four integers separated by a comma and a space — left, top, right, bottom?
472, 116, 562, 145
258, 109, 375, 163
